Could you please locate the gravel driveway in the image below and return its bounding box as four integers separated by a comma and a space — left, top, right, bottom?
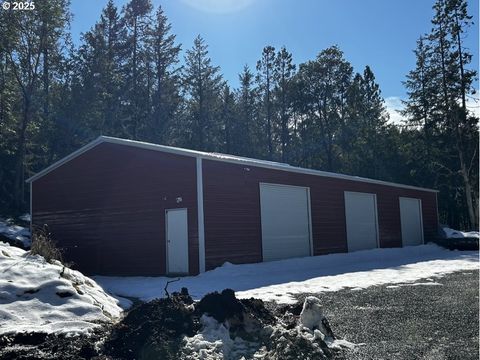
1, 269, 477, 359
297, 270, 479, 360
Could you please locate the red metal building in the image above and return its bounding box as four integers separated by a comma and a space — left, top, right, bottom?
27, 136, 439, 276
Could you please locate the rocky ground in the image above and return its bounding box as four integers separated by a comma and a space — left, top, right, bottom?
0, 270, 477, 360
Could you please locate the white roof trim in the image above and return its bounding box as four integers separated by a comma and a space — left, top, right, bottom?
26, 136, 438, 193
26, 137, 104, 183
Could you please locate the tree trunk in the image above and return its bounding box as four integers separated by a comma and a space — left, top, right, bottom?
266, 71, 272, 160
132, 16, 138, 138
456, 129, 477, 229
14, 96, 30, 211
453, 9, 476, 229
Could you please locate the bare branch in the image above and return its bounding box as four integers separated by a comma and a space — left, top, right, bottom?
467, 147, 477, 176
164, 278, 180, 298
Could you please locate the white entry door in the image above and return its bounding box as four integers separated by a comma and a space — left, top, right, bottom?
399, 197, 424, 246
344, 192, 379, 252
166, 208, 189, 274
260, 183, 311, 262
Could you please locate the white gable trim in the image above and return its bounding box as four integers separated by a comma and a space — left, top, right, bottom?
26, 136, 438, 193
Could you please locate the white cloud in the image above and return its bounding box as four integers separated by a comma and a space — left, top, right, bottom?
384, 96, 407, 125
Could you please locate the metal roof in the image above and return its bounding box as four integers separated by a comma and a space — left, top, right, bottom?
26, 136, 438, 193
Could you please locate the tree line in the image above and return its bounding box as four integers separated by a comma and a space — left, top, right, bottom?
0, 0, 477, 229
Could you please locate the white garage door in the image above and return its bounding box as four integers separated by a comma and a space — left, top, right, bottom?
260, 183, 311, 262
344, 192, 378, 252
399, 197, 424, 246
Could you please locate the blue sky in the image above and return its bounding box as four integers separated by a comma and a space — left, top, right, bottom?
70, 0, 479, 120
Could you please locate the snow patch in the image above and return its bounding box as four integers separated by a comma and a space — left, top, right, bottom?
386, 281, 443, 289
0, 242, 126, 335
182, 296, 360, 359
442, 227, 479, 239
299, 297, 328, 334
325, 338, 360, 350
182, 315, 258, 359
19, 214, 31, 222
0, 218, 31, 248
298, 296, 360, 349
95, 244, 479, 304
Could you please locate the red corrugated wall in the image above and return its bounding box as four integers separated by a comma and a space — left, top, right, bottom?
32, 142, 199, 275
32, 143, 438, 276
202, 159, 438, 271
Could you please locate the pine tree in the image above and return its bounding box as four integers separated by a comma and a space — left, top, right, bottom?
358, 66, 388, 178
0, 30, 19, 212
294, 46, 353, 171
256, 46, 276, 159
0, 0, 71, 212
221, 85, 237, 154
146, 6, 181, 143
74, 0, 124, 137
235, 65, 259, 157
181, 35, 224, 151
273, 47, 295, 162
403, 0, 478, 229
121, 0, 153, 139
401, 36, 441, 188
100, 0, 125, 136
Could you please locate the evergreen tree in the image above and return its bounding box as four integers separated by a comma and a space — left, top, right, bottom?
0, 0, 475, 230
147, 6, 181, 144
273, 47, 295, 162
235, 65, 259, 157
256, 46, 276, 159
401, 36, 441, 188
356, 66, 388, 178
294, 46, 353, 171
100, 0, 125, 136
181, 35, 223, 151
0, 0, 71, 212
403, 0, 478, 229
74, 0, 124, 137
121, 0, 153, 139
221, 85, 237, 154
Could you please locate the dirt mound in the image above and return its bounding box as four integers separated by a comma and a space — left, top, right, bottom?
104, 290, 200, 360
0, 289, 355, 360
104, 289, 348, 360
0, 328, 107, 360
196, 288, 244, 322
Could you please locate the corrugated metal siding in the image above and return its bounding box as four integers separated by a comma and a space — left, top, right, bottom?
32, 142, 199, 276
202, 160, 438, 270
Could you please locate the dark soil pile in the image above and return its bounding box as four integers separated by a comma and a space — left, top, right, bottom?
0, 288, 345, 360
103, 288, 200, 360
0, 328, 108, 360
103, 288, 282, 360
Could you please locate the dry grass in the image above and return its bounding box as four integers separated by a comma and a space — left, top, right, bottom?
30, 226, 63, 264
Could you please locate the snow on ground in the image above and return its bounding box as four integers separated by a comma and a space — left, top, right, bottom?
181, 295, 356, 359
181, 314, 260, 359
95, 244, 479, 304
442, 227, 479, 239
0, 242, 126, 335
0, 218, 31, 248
19, 213, 31, 222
